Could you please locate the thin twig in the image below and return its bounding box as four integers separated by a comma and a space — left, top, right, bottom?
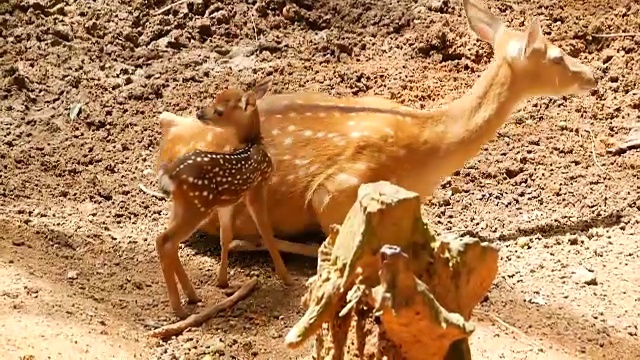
138, 183, 168, 200
607, 139, 640, 156
592, 32, 640, 38
147, 278, 258, 339
249, 9, 258, 42
154, 0, 189, 16
474, 310, 543, 350
585, 128, 614, 179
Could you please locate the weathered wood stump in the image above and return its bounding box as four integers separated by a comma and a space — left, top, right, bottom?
284, 181, 499, 360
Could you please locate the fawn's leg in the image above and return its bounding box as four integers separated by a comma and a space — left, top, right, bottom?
216, 205, 235, 288
156, 206, 207, 319
244, 184, 293, 285
164, 207, 205, 304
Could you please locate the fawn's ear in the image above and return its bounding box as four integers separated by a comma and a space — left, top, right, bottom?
522, 17, 545, 57
463, 0, 504, 45
240, 92, 258, 111
253, 76, 273, 100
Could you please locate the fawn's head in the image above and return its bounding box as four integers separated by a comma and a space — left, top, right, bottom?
196, 77, 273, 143
463, 0, 597, 97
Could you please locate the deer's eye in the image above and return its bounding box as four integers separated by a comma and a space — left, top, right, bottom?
214, 107, 225, 116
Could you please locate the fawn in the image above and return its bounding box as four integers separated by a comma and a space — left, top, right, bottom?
155, 77, 292, 319
156, 0, 598, 258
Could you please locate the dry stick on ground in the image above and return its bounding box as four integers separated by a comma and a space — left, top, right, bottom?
249, 9, 258, 42
591, 32, 640, 38
138, 183, 168, 200
473, 310, 544, 351
154, 0, 189, 16
147, 278, 259, 339
585, 128, 614, 179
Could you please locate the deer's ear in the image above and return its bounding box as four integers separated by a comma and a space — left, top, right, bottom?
253, 76, 272, 100
523, 17, 545, 57
463, 0, 504, 45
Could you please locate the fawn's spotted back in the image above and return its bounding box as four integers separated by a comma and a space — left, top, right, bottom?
164, 143, 274, 211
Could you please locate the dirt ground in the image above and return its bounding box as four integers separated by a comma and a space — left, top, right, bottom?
1, 0, 640, 359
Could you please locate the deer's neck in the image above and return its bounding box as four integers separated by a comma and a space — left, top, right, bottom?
424, 60, 524, 169
442, 60, 521, 147
394, 60, 526, 196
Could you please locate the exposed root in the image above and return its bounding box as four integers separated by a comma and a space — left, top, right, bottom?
147, 278, 258, 339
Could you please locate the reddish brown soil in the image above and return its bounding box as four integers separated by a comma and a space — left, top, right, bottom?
2, 0, 640, 359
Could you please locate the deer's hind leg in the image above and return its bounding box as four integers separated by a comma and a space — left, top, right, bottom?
309, 171, 369, 235
199, 204, 321, 257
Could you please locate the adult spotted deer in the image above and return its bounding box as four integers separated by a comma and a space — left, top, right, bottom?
157, 0, 598, 258
155, 78, 293, 319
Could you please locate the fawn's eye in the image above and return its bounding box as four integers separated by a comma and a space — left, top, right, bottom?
214, 107, 224, 116
547, 47, 564, 64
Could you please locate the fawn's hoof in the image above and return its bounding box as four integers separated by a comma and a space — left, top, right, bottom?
281, 274, 294, 286
216, 279, 229, 289
186, 295, 202, 304
173, 307, 189, 320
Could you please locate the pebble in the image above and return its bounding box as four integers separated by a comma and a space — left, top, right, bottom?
203, 338, 225, 355
67, 270, 79, 280
572, 267, 597, 285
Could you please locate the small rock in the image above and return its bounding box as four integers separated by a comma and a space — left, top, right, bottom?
567, 235, 580, 245
557, 121, 568, 130
426, 0, 450, 13
52, 25, 73, 42
12, 239, 25, 246
204, 338, 225, 355
195, 19, 213, 39
504, 166, 524, 179
187, 0, 209, 16
572, 267, 597, 285
67, 270, 79, 280
182, 341, 197, 350
282, 4, 299, 21
601, 49, 616, 64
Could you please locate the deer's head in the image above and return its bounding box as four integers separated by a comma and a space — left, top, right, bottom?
463, 0, 598, 97
196, 77, 273, 143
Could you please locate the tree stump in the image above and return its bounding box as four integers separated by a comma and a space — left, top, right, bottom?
284, 181, 499, 360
